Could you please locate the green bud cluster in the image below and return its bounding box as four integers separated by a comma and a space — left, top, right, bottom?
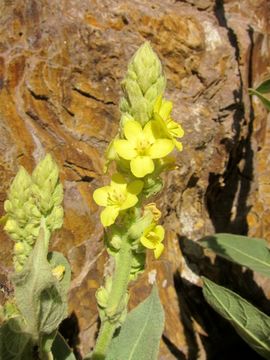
4, 154, 64, 272
96, 275, 129, 326
120, 42, 166, 125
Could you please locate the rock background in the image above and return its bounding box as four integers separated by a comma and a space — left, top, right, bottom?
0, 0, 270, 359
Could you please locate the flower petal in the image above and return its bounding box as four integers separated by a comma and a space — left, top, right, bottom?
124, 121, 142, 142
153, 95, 162, 113
110, 173, 127, 193
168, 120, 184, 138
114, 140, 137, 160
142, 121, 155, 143
154, 243, 165, 259
93, 186, 110, 206
100, 206, 119, 227
140, 235, 156, 249
130, 156, 154, 178
160, 100, 172, 120
173, 139, 183, 151
154, 225, 165, 241
121, 193, 138, 210
127, 180, 144, 195
149, 139, 174, 159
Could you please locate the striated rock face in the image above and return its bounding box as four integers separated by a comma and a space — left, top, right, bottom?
0, 0, 270, 358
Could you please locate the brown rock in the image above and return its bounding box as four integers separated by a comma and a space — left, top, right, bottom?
0, 0, 270, 358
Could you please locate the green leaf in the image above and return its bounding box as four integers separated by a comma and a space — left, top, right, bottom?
199, 233, 270, 277
0, 317, 33, 360
12, 226, 71, 340
256, 79, 270, 94
106, 285, 164, 360
51, 332, 76, 360
202, 277, 270, 359
249, 88, 270, 111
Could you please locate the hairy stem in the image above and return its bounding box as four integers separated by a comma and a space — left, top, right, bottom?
91, 236, 132, 359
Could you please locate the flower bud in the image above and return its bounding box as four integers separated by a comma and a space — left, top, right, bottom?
4, 154, 64, 272
46, 206, 64, 231
96, 287, 109, 309
120, 42, 166, 125
32, 154, 59, 190
4, 218, 19, 233
14, 242, 25, 254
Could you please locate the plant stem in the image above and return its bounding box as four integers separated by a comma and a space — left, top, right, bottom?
91, 236, 132, 359
40, 351, 54, 360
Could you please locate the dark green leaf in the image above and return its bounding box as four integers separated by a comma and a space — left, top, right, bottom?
51, 332, 76, 360
256, 79, 270, 94
200, 233, 270, 277
106, 285, 164, 360
203, 277, 270, 359
0, 317, 33, 360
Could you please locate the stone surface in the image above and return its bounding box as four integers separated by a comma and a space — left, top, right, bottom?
0, 0, 270, 358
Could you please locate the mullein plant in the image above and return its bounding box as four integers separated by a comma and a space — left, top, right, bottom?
91, 42, 184, 359
0, 43, 184, 360
0, 155, 71, 360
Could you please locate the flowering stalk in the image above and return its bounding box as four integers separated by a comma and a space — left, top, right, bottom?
91, 42, 184, 359
1, 155, 71, 360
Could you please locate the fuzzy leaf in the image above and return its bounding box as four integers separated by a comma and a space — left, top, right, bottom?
51, 332, 76, 360
106, 285, 164, 360
203, 277, 270, 359
48, 251, 71, 295
200, 233, 270, 278
0, 317, 33, 360
12, 227, 70, 339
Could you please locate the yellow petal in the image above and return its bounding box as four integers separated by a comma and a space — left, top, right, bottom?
110, 174, 127, 194
140, 235, 156, 249
154, 243, 164, 259
124, 121, 142, 142
168, 121, 184, 138
130, 156, 154, 178
149, 139, 174, 159
114, 140, 137, 160
93, 186, 110, 206
174, 139, 183, 151
121, 193, 138, 210
142, 121, 155, 143
153, 95, 162, 113
105, 139, 117, 160
160, 100, 172, 120
100, 206, 119, 227
154, 114, 170, 137
154, 225, 165, 241
127, 180, 144, 195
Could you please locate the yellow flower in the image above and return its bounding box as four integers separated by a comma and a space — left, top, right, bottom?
140, 223, 165, 259
52, 265, 66, 281
93, 173, 144, 227
114, 120, 174, 178
153, 97, 184, 150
